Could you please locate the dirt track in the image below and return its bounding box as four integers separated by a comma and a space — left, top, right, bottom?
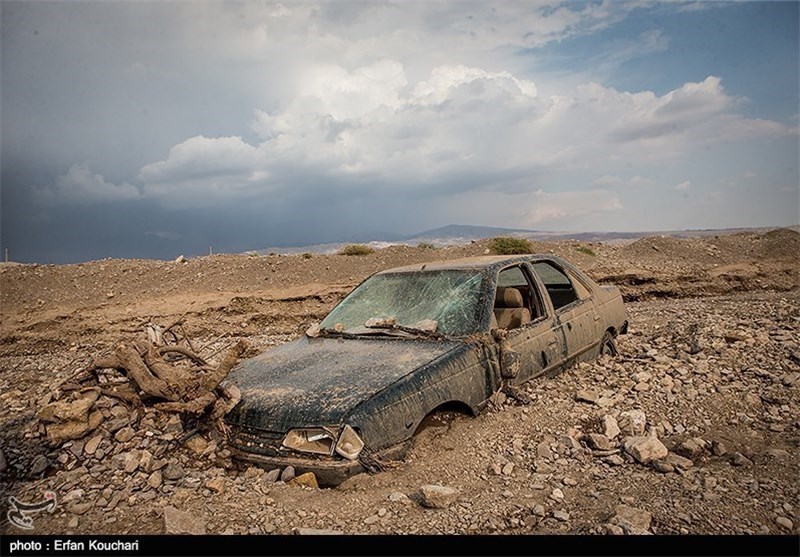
1, 229, 798, 535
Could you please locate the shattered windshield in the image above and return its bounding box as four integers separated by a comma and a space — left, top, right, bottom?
320, 270, 486, 337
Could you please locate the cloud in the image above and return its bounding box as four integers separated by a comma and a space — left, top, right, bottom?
675, 180, 691, 190
524, 189, 623, 225
38, 163, 141, 204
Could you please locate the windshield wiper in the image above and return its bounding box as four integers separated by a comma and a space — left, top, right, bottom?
363, 318, 447, 340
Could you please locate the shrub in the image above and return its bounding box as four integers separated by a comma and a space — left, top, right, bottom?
576, 245, 596, 256
417, 242, 437, 250
339, 244, 374, 256
489, 236, 534, 255
301, 252, 313, 259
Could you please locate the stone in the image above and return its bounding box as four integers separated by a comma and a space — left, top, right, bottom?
604, 455, 625, 466
67, 516, 79, 529
114, 427, 136, 443
263, 468, 281, 483
68, 502, 93, 515
711, 440, 728, 457
550, 488, 565, 501
585, 433, 616, 451
148, 470, 162, 489
676, 438, 704, 459
294, 528, 345, 535
603, 415, 621, 439
184, 436, 208, 455
576, 389, 599, 404
501, 462, 514, 476
389, 492, 411, 504
775, 517, 793, 531
205, 477, 225, 494
613, 505, 652, 534
280, 466, 295, 483
664, 453, 694, 470
0, 449, 6, 472
552, 510, 570, 522
163, 506, 206, 535
289, 472, 319, 489
243, 466, 264, 479
30, 455, 48, 475
536, 443, 553, 460
163, 415, 183, 435
623, 436, 668, 464
730, 452, 753, 467
139, 450, 154, 473
163, 462, 184, 481
363, 515, 380, 525
124, 452, 140, 474
84, 435, 102, 455
618, 410, 647, 436
652, 460, 674, 473
175, 255, 187, 264
419, 484, 459, 509
766, 448, 790, 460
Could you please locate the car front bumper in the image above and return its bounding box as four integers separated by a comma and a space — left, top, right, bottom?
229, 447, 366, 486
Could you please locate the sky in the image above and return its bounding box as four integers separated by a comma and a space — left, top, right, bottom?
1, 0, 798, 263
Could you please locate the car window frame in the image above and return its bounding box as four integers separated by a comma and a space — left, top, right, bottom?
529, 259, 593, 314
494, 263, 549, 328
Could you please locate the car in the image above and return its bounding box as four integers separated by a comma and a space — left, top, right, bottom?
225, 254, 628, 484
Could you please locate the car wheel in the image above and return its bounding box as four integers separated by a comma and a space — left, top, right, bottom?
599, 331, 618, 357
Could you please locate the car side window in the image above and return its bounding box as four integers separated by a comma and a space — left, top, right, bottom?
493, 265, 544, 330
531, 261, 584, 311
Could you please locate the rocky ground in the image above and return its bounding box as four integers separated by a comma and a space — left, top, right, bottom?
0, 229, 798, 535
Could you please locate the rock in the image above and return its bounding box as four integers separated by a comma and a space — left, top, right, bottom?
84, 434, 102, 455
536, 442, 553, 460
294, 528, 345, 535
766, 448, 790, 460
280, 466, 296, 483
419, 484, 459, 509
552, 510, 570, 522
163, 462, 184, 481
623, 436, 668, 464
585, 433, 616, 451
651, 460, 674, 473
263, 468, 281, 483
501, 462, 514, 476
618, 410, 647, 436
123, 452, 140, 473
205, 477, 225, 494
114, 427, 136, 443
163, 415, 183, 435
67, 516, 79, 529
775, 516, 793, 531
604, 455, 625, 466
184, 436, 208, 455
613, 505, 652, 534
0, 449, 6, 473
711, 440, 728, 457
139, 450, 154, 473
603, 415, 621, 439
68, 502, 93, 515
676, 438, 704, 459
30, 455, 48, 475
243, 466, 264, 479
148, 470, 163, 489
576, 389, 599, 404
664, 453, 694, 470
782, 372, 799, 386
175, 255, 187, 264
163, 506, 206, 535
729, 452, 753, 467
550, 488, 565, 501
289, 472, 319, 489
389, 492, 411, 504
364, 514, 380, 525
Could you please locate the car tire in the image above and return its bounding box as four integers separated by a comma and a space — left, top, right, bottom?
599, 331, 618, 357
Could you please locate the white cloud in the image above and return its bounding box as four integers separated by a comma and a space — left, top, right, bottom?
525, 189, 623, 225
40, 163, 141, 204
675, 180, 691, 191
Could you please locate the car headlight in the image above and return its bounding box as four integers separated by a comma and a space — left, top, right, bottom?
334, 425, 364, 460
281, 425, 365, 460
282, 427, 337, 455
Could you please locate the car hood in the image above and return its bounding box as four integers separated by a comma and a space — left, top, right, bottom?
225, 335, 461, 432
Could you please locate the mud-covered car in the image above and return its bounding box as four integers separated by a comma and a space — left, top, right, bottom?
226, 255, 627, 484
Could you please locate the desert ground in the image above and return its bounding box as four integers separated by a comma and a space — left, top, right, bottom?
1, 229, 798, 535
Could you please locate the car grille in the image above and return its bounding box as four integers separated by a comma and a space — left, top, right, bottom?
228, 424, 284, 457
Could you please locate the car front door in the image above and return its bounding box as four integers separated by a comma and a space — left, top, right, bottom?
493, 264, 566, 384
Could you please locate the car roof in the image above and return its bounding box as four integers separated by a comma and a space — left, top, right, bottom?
377, 254, 561, 275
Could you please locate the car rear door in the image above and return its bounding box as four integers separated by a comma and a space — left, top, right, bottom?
529, 260, 600, 363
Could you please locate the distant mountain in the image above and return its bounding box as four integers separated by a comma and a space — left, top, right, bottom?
406, 224, 537, 241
